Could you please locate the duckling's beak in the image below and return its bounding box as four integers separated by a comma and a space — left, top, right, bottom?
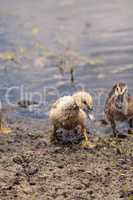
88, 112, 95, 121
84, 107, 95, 121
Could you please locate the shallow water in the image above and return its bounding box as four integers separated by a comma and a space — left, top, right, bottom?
0, 0, 133, 121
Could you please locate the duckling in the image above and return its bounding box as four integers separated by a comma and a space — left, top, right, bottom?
105, 82, 133, 136
49, 93, 95, 148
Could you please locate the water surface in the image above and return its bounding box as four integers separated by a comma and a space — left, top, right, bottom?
0, 0, 133, 120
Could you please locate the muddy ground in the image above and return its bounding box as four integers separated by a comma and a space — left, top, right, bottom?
0, 116, 132, 200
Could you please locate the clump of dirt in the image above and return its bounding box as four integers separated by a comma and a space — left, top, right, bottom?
0, 117, 133, 200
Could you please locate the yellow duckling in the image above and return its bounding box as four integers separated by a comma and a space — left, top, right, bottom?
49, 91, 95, 148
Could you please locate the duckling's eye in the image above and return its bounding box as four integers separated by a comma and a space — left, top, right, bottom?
115, 87, 119, 95
83, 100, 87, 105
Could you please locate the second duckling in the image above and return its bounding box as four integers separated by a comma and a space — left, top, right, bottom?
105, 82, 133, 136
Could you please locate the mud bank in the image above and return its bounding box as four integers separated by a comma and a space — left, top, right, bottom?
0, 117, 132, 200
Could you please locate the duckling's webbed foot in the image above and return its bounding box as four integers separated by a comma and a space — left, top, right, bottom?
113, 129, 120, 137
111, 121, 119, 137
50, 126, 58, 143
81, 129, 96, 149
50, 134, 58, 143
111, 121, 127, 138
128, 119, 133, 134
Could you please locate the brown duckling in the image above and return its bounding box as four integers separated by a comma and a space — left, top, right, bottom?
105, 82, 133, 136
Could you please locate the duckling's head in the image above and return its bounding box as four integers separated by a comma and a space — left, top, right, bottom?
73, 91, 94, 120
112, 82, 128, 114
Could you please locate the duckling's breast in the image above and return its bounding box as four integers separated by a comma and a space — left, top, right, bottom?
105, 97, 127, 122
